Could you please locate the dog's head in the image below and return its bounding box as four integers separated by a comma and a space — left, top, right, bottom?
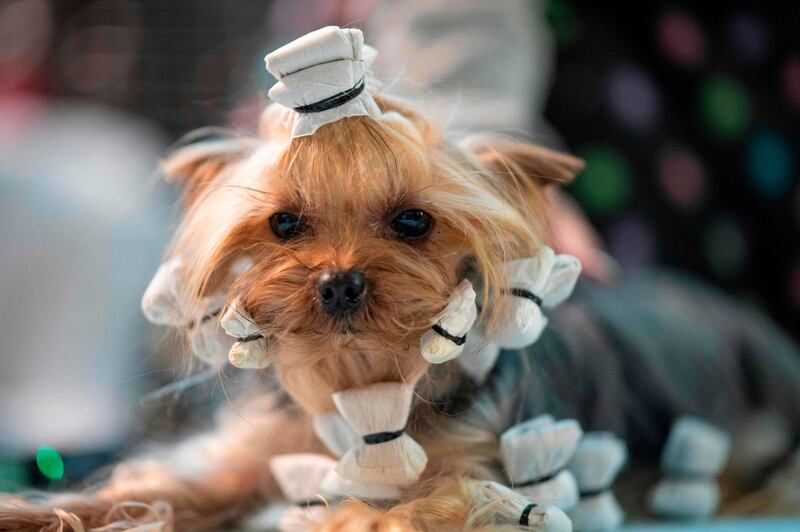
162, 96, 583, 413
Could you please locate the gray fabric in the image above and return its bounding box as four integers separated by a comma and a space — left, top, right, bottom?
462, 272, 800, 463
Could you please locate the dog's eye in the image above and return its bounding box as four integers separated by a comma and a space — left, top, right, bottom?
269, 212, 307, 240
390, 209, 433, 239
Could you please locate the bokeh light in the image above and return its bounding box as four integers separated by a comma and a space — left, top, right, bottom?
699, 77, 751, 141
573, 145, 633, 216
702, 216, 749, 281
657, 10, 705, 69
546, 0, 578, 47
608, 215, 657, 269
725, 11, 771, 66
782, 57, 800, 109
657, 145, 707, 211
35, 446, 64, 481
744, 128, 795, 200
607, 65, 662, 132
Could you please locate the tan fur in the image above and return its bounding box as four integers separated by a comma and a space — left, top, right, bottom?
0, 95, 583, 530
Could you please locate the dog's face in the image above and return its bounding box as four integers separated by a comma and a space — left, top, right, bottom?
164, 98, 582, 413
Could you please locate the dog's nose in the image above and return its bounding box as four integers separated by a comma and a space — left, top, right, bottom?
318, 270, 367, 316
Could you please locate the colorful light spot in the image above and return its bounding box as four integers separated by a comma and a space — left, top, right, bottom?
607, 65, 662, 132
782, 57, 800, 109
657, 10, 705, 68
744, 128, 795, 199
702, 216, 749, 281
608, 215, 656, 269
573, 146, 633, 216
546, 0, 578, 46
699, 77, 751, 141
36, 446, 64, 481
725, 12, 771, 66
657, 145, 707, 210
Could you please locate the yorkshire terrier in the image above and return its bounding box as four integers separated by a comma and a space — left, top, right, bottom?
2, 26, 800, 532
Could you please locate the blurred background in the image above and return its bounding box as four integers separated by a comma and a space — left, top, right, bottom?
0, 0, 798, 496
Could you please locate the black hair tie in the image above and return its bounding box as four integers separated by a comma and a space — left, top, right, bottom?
363, 428, 404, 445
187, 307, 222, 330
519, 503, 537, 526
504, 288, 543, 307
237, 333, 264, 343
293, 77, 366, 114
299, 499, 326, 508
516, 467, 565, 488
432, 324, 467, 346
579, 486, 611, 498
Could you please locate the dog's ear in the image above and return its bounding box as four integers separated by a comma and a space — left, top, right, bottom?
160, 127, 256, 207
465, 137, 585, 186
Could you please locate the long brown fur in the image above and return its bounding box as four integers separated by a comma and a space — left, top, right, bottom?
0, 94, 583, 530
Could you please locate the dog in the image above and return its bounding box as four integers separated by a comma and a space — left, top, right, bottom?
3, 27, 800, 532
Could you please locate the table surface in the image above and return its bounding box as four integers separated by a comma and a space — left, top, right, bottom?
624, 518, 800, 531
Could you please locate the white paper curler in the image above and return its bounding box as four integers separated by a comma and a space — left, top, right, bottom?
313, 411, 401, 501
268, 453, 337, 531
332, 382, 427, 485
141, 257, 185, 327
567, 432, 628, 531
568, 492, 624, 532
220, 301, 271, 369
648, 478, 720, 520
319, 469, 401, 501
649, 416, 730, 520
501, 416, 583, 510
568, 432, 628, 494
456, 328, 502, 383
420, 279, 477, 364
313, 412, 361, 458
265, 26, 381, 138
493, 247, 581, 349
660, 417, 731, 477
186, 293, 232, 366
465, 479, 573, 531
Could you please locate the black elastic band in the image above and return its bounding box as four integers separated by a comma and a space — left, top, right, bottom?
579, 487, 610, 498
504, 288, 543, 307
516, 467, 565, 488
299, 499, 326, 508
432, 324, 467, 346
363, 428, 404, 445
293, 77, 366, 114
237, 333, 264, 343
187, 308, 222, 330
519, 503, 537, 526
